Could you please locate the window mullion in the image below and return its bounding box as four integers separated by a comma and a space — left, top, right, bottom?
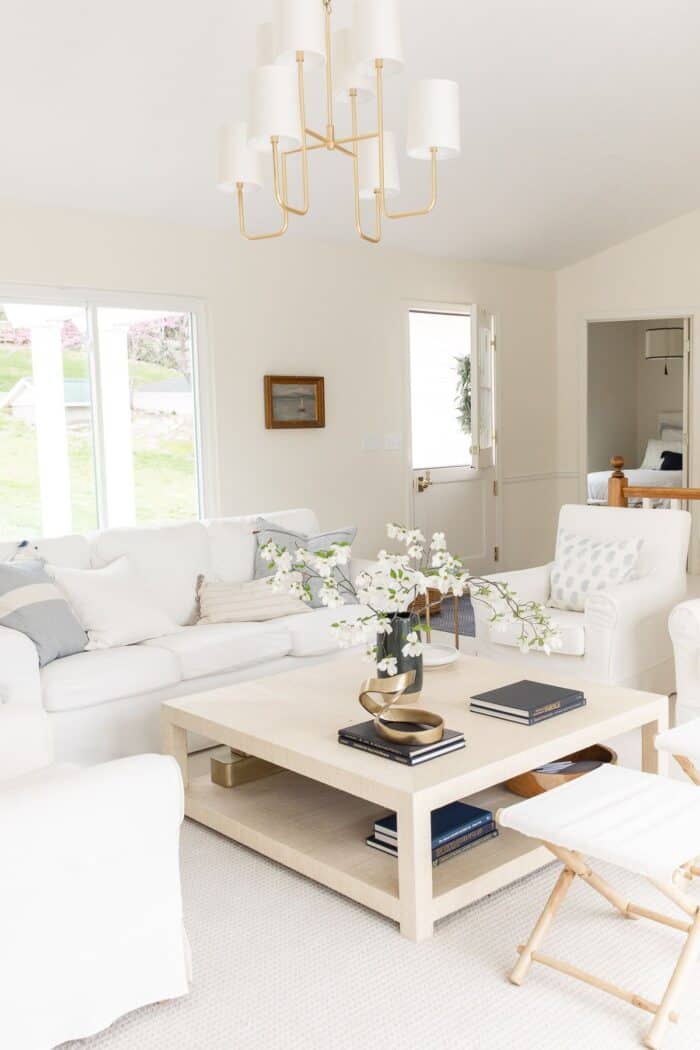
86, 301, 109, 529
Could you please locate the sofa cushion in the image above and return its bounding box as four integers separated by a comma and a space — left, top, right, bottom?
275, 605, 372, 657
49, 556, 181, 650
197, 575, 311, 624
41, 646, 182, 713
204, 509, 321, 583
488, 607, 585, 657
254, 518, 357, 608
144, 622, 292, 680
89, 521, 211, 626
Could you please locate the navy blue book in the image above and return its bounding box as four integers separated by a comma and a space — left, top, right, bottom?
374, 801, 492, 848
366, 822, 499, 865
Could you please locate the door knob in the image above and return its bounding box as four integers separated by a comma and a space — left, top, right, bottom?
417, 471, 432, 493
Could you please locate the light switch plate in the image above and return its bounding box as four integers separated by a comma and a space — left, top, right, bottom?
362, 434, 380, 451
384, 432, 402, 451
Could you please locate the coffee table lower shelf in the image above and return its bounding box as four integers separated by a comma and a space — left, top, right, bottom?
185, 770, 552, 930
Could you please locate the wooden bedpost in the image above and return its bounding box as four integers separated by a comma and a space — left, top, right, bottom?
608, 456, 629, 507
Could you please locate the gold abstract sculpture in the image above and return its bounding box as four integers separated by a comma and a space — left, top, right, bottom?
359, 671, 444, 746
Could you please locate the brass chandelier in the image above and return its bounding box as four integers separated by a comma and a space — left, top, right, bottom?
217, 0, 460, 244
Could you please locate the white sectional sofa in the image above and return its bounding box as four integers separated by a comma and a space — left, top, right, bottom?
0, 509, 370, 764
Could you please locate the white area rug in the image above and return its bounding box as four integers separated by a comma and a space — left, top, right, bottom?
62, 819, 700, 1050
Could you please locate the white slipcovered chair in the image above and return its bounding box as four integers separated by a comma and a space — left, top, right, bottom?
0, 707, 190, 1050
473, 504, 690, 692
668, 600, 700, 722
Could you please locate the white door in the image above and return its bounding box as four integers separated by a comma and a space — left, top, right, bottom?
407, 305, 500, 575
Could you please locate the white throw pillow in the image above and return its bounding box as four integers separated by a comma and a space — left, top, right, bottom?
640, 438, 682, 470
197, 575, 311, 624
660, 425, 683, 445
548, 529, 643, 613
48, 556, 180, 650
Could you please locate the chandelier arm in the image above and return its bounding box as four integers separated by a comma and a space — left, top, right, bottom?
375, 60, 439, 220
350, 90, 381, 244
271, 54, 310, 217
323, 0, 334, 143
236, 183, 289, 241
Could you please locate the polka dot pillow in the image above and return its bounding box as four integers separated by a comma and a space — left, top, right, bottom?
548, 529, 643, 613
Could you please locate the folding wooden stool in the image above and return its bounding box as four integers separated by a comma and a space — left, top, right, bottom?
656, 719, 700, 786
498, 764, 700, 1049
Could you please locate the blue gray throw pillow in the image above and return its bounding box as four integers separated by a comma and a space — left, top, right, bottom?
0, 559, 87, 666
254, 518, 358, 609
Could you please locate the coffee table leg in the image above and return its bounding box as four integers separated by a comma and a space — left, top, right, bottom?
162, 717, 190, 789
642, 701, 670, 776
397, 799, 433, 941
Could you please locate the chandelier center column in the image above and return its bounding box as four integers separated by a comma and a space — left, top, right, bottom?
323, 0, 335, 147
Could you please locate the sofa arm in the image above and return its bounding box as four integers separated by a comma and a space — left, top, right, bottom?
0, 625, 41, 707
669, 600, 700, 711
584, 573, 685, 684
0, 707, 53, 783
0, 755, 189, 1049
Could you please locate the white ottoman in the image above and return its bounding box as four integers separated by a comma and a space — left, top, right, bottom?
499, 764, 700, 1050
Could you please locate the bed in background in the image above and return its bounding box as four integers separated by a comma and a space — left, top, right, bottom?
587, 411, 684, 506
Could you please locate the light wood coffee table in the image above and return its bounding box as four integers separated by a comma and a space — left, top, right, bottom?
161, 647, 669, 942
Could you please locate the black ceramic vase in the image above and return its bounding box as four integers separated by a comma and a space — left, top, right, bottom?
376, 612, 423, 695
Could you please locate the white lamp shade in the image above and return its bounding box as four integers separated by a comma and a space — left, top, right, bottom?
407, 79, 461, 159
274, 0, 325, 68
352, 0, 404, 77
217, 123, 262, 192
332, 28, 375, 103
358, 132, 400, 199
256, 22, 277, 67
248, 65, 302, 153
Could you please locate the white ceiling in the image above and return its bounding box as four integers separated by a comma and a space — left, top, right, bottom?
3, 0, 700, 268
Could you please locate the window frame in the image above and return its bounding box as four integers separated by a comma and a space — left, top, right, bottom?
0, 283, 219, 531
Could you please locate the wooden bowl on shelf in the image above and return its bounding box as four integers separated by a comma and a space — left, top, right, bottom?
505, 744, 617, 799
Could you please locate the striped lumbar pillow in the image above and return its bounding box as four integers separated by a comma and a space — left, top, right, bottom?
0, 559, 87, 666
197, 575, 311, 625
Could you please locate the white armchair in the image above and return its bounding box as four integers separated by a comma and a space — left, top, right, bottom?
669, 600, 700, 721
473, 504, 690, 692
0, 707, 190, 1050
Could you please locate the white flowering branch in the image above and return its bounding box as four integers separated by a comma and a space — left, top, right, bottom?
260, 523, 561, 661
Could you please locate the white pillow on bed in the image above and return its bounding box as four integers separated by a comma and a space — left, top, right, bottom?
660, 425, 683, 444
640, 438, 682, 470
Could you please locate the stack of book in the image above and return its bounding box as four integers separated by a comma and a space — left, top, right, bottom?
469, 680, 586, 725
338, 719, 465, 765
366, 801, 498, 866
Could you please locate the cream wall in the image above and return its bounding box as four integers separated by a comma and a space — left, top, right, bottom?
556, 208, 699, 566
0, 199, 557, 564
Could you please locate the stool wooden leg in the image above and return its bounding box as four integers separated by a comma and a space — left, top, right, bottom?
545, 843, 632, 917
674, 754, 700, 786
644, 910, 700, 1050
510, 866, 575, 986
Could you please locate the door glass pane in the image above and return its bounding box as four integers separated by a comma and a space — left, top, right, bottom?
95, 308, 199, 527
0, 302, 96, 538
409, 311, 471, 469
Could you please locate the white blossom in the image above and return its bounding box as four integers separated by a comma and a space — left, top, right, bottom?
407, 544, 424, 560
430, 531, 447, 551
402, 631, 422, 658
377, 656, 398, 676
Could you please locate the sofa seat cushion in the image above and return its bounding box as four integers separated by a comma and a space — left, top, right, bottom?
41, 646, 182, 713
144, 622, 292, 680
275, 605, 372, 658
488, 607, 585, 657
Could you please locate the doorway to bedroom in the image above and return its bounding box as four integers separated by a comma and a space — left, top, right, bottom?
586, 317, 690, 506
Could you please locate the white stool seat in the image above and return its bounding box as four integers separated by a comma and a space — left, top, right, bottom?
500, 764, 700, 882
655, 719, 700, 763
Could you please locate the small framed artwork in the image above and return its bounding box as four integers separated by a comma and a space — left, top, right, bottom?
264, 375, 325, 429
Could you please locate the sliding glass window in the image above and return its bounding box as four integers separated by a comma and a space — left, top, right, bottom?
0, 299, 202, 538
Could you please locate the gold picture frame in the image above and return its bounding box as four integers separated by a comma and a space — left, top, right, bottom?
264, 375, 325, 429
